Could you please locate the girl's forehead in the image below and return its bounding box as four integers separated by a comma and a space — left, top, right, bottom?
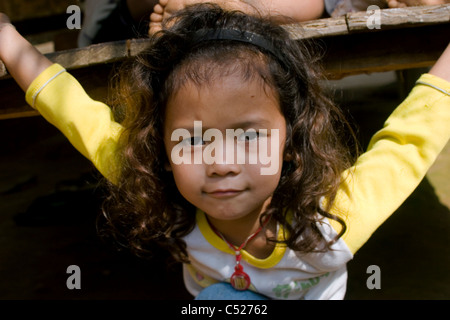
164, 73, 283, 132
166, 57, 280, 106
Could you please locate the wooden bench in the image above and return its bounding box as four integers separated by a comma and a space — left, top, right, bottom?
0, 4, 449, 120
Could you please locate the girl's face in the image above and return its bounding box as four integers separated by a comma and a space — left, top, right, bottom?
163, 73, 287, 225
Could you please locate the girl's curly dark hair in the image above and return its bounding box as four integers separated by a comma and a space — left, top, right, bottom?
99, 4, 358, 263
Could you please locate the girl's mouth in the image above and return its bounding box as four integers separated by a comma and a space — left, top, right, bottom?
206, 189, 244, 199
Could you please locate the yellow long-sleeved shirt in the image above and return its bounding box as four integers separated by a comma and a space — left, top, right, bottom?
25, 63, 450, 257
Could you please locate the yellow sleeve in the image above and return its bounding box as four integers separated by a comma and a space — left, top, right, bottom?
25, 64, 123, 183
329, 73, 450, 254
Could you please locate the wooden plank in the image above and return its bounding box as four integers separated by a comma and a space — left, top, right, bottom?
284, 16, 348, 39
46, 38, 150, 69
285, 4, 450, 39
0, 39, 149, 80
347, 4, 450, 31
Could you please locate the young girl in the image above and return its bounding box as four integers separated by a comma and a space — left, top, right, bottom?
1, 4, 449, 299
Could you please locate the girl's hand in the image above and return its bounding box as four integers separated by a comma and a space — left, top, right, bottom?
0, 13, 14, 35
0, 13, 13, 75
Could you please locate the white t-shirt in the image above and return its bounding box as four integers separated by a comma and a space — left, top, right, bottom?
182, 210, 353, 300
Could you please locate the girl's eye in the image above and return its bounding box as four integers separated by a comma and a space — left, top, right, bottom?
237, 131, 265, 142
185, 136, 205, 146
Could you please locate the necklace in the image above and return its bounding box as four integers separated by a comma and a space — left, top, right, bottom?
207, 213, 272, 291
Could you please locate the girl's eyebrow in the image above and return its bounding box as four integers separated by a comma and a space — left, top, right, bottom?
171, 119, 273, 134
232, 119, 272, 129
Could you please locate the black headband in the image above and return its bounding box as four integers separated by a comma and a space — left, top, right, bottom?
189, 28, 286, 68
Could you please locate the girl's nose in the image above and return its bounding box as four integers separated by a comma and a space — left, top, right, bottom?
206, 160, 242, 177
205, 141, 242, 177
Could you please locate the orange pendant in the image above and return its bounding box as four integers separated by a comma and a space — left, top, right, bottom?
230, 264, 251, 291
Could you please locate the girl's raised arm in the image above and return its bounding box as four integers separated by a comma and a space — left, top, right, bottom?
0, 13, 52, 92
0, 12, 122, 183
330, 42, 450, 254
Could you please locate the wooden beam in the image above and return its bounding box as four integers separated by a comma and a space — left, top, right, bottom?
347, 4, 449, 32
1, 5, 449, 119
285, 4, 450, 39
